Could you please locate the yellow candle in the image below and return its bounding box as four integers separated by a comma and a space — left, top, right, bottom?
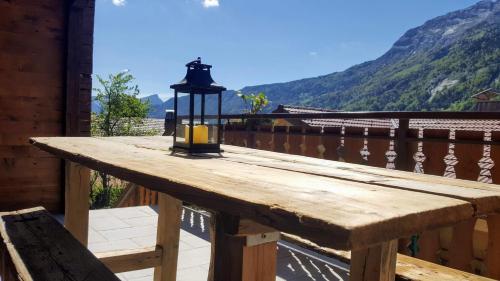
184, 125, 209, 144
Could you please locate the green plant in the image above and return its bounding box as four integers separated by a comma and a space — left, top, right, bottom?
91, 71, 151, 208
237, 91, 269, 114
93, 72, 150, 136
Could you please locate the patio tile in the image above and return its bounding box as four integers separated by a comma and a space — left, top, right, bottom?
91, 216, 131, 231
88, 238, 139, 253
177, 247, 211, 270
87, 206, 349, 281
123, 216, 158, 227
120, 268, 153, 280
90, 208, 113, 219
177, 265, 208, 281
100, 225, 157, 240
180, 232, 210, 249
88, 228, 108, 243
107, 206, 154, 219
130, 234, 156, 248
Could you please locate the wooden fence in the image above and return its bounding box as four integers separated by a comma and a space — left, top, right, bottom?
118, 112, 500, 277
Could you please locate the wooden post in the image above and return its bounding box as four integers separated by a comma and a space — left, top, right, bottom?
64, 161, 90, 246
486, 214, 500, 279
208, 213, 279, 281
448, 219, 475, 272
395, 118, 410, 171
153, 193, 182, 281
350, 240, 398, 281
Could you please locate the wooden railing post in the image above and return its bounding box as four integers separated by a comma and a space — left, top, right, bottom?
208, 213, 279, 281
395, 118, 410, 171
64, 160, 90, 246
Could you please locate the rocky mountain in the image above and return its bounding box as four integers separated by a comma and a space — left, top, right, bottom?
148, 0, 500, 117
140, 94, 163, 106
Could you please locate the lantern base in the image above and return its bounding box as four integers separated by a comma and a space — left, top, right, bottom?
170, 143, 222, 154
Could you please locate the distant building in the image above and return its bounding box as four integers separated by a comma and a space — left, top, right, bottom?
472, 89, 500, 112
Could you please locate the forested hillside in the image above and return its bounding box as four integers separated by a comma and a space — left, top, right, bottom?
145, 0, 499, 117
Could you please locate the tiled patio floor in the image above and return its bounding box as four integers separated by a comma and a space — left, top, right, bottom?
87, 206, 349, 281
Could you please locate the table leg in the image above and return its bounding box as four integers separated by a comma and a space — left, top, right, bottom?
486, 214, 500, 279
350, 240, 398, 281
208, 213, 279, 281
448, 219, 475, 271
64, 161, 90, 246
153, 193, 182, 281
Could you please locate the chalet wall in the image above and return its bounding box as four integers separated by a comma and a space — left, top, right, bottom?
0, 0, 94, 212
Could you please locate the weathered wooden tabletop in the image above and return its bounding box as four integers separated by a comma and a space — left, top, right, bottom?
30, 136, 500, 251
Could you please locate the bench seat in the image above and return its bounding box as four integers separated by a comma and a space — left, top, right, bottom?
0, 207, 119, 281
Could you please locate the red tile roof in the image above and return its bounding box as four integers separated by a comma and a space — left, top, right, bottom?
274, 105, 500, 132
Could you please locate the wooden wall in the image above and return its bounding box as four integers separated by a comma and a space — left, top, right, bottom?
0, 0, 94, 212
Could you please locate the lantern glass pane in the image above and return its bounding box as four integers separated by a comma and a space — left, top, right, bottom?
174, 92, 191, 144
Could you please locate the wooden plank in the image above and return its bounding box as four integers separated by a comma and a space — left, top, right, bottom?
0, 207, 119, 281
0, 81, 64, 99
0, 30, 64, 55
218, 143, 500, 215
65, 0, 94, 137
64, 161, 90, 246
486, 214, 500, 279
448, 219, 475, 272
0, 69, 63, 89
0, 133, 63, 145
0, 96, 64, 111
0, 4, 64, 39
104, 136, 500, 216
31, 136, 475, 251
0, 145, 56, 158
0, 120, 63, 134
153, 193, 182, 281
95, 246, 162, 273
0, 52, 64, 74
0, 107, 62, 122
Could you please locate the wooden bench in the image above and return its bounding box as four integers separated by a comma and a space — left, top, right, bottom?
0, 207, 120, 281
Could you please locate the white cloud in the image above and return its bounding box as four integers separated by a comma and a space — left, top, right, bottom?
309, 51, 318, 56
112, 0, 126, 6
202, 0, 219, 8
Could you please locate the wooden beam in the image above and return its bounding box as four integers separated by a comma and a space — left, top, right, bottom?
350, 240, 398, 281
209, 213, 279, 281
96, 246, 162, 273
486, 214, 500, 279
65, 0, 94, 137
64, 160, 90, 246
448, 219, 475, 272
153, 193, 182, 281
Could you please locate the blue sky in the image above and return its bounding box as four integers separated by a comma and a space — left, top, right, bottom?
93, 0, 478, 100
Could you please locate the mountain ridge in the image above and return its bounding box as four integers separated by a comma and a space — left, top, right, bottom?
139, 0, 500, 117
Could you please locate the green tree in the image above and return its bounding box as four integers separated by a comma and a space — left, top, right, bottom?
92, 72, 150, 136
237, 91, 269, 114
91, 71, 150, 208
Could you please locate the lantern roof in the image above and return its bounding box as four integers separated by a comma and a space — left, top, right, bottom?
170, 57, 226, 94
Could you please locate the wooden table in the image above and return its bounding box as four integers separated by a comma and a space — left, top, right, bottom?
30, 136, 500, 281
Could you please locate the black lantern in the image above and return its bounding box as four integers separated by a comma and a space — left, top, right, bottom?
170, 57, 226, 153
